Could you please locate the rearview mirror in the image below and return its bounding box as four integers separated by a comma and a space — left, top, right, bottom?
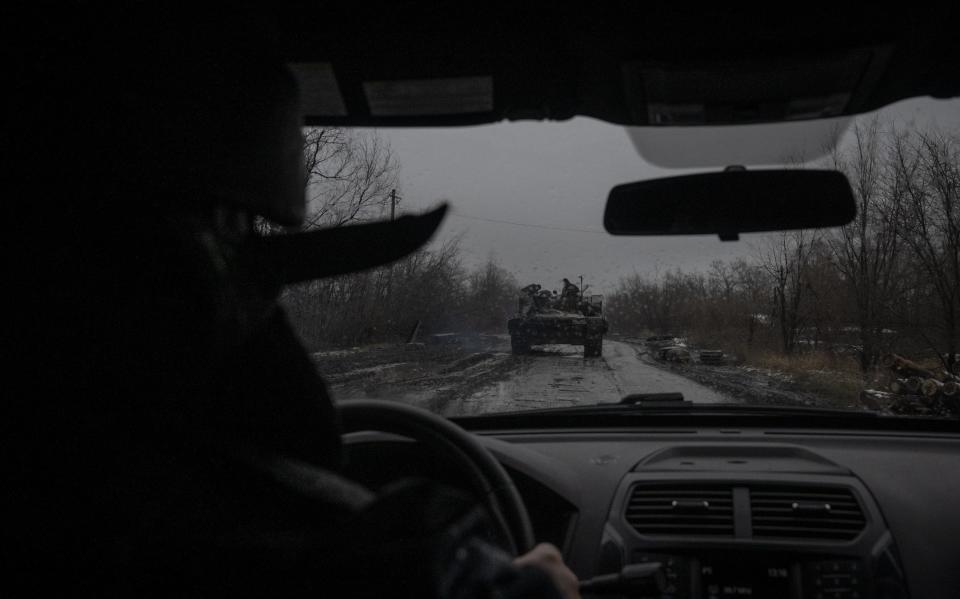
603, 169, 855, 240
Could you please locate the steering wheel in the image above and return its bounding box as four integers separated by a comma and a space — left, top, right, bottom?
337, 400, 535, 555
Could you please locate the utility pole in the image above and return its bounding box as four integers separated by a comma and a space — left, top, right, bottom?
579, 275, 584, 301
386, 188, 398, 330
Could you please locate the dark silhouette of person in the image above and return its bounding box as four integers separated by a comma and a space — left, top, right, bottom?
12, 9, 578, 598
561, 279, 580, 311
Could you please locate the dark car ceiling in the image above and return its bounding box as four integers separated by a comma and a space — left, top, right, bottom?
270, 3, 959, 127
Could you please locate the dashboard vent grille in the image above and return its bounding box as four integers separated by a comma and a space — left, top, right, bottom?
625, 484, 734, 536
750, 486, 865, 541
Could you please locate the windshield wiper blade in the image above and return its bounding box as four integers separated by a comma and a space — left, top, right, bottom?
620, 392, 691, 406
616, 392, 883, 417
612, 401, 881, 418
498, 399, 882, 419
472, 402, 887, 421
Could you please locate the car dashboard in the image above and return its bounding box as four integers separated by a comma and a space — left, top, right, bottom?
343, 422, 960, 599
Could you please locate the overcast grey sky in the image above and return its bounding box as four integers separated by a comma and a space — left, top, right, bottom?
379, 97, 959, 294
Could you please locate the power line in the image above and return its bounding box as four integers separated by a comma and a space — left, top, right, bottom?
448, 210, 607, 235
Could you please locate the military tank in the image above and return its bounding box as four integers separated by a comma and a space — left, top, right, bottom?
507, 282, 608, 358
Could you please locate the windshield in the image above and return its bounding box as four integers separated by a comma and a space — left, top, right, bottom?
283, 97, 960, 420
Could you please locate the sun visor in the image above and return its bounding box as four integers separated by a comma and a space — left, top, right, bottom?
250, 204, 447, 286
620, 48, 886, 166
626, 117, 852, 168
363, 76, 494, 116
288, 62, 348, 116
623, 48, 890, 126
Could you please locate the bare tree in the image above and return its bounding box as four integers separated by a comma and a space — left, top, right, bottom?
461, 258, 519, 332
890, 128, 960, 370
825, 119, 907, 372
302, 128, 399, 228
607, 273, 666, 335
602, 124, 959, 371
281, 237, 472, 348
728, 259, 769, 347
757, 230, 820, 355
253, 127, 400, 235
704, 260, 752, 338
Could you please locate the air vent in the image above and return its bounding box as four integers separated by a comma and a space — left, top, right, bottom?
750, 486, 865, 541
625, 484, 734, 536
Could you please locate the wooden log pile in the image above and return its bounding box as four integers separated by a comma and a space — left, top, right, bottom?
946, 354, 960, 376
862, 353, 960, 416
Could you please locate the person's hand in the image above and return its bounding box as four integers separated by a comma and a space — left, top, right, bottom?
513, 543, 581, 599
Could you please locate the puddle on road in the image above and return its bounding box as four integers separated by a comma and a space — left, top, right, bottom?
445, 344, 622, 416
329, 340, 730, 417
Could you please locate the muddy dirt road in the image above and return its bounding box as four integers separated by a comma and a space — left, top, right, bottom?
445, 340, 726, 416
315, 338, 728, 417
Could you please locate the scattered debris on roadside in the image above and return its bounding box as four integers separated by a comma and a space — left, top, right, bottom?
860, 353, 960, 416
644, 335, 693, 363
698, 349, 725, 365
621, 337, 866, 410
657, 346, 692, 363
644, 335, 685, 350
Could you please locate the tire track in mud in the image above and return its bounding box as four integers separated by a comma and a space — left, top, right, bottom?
321, 341, 523, 412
